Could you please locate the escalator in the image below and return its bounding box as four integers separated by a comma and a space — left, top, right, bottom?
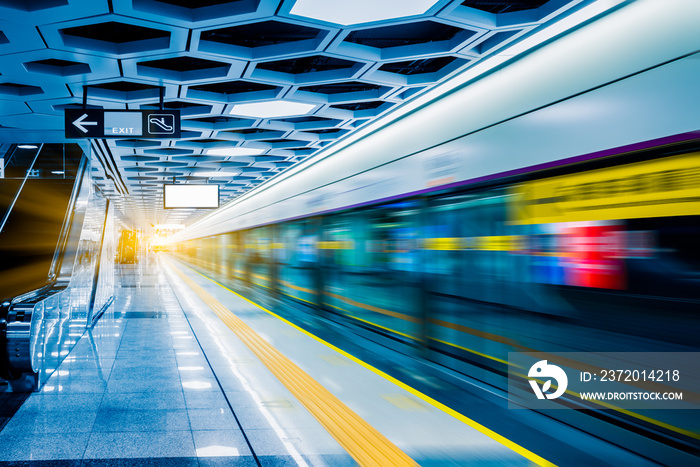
0, 144, 115, 391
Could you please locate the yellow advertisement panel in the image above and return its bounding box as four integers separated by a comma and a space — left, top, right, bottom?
510, 152, 700, 224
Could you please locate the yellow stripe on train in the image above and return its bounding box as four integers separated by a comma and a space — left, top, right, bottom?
422, 236, 525, 251
510, 152, 700, 224
317, 240, 355, 250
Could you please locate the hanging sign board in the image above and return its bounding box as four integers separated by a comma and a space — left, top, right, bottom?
64, 109, 181, 139
164, 184, 219, 209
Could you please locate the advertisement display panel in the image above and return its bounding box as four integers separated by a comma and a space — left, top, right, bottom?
164, 184, 219, 209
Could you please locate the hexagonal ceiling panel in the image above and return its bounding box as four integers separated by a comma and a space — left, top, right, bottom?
0, 0, 599, 228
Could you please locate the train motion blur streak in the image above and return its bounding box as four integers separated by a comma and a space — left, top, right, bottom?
168, 143, 700, 457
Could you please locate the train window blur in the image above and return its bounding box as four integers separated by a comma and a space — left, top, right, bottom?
322, 203, 423, 342
279, 218, 321, 305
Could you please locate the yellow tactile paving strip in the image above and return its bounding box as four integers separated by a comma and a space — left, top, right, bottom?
169, 261, 418, 467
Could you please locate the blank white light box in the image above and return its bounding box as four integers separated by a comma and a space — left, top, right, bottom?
164, 184, 219, 209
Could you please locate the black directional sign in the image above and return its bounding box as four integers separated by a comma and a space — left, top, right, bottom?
65, 109, 104, 138
65, 109, 181, 139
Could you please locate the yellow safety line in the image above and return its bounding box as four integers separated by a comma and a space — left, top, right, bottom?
171, 259, 555, 467
168, 261, 418, 467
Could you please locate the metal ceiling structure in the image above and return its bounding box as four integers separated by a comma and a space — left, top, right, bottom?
0, 0, 603, 228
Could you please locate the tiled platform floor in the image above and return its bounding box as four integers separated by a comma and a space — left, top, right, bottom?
0, 259, 351, 466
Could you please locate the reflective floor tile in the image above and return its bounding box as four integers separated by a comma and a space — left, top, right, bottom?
81, 457, 198, 467
192, 430, 252, 458
18, 394, 103, 413
232, 407, 290, 431
83, 431, 197, 459
111, 358, 178, 369
0, 460, 82, 467
109, 366, 180, 381
197, 457, 258, 467
174, 357, 210, 367
116, 350, 176, 360
242, 429, 304, 457
100, 392, 186, 411
2, 409, 97, 434
0, 432, 90, 461
106, 378, 184, 394
180, 378, 219, 392
40, 380, 107, 394
93, 409, 190, 432
187, 408, 237, 431
215, 377, 250, 394
183, 391, 229, 410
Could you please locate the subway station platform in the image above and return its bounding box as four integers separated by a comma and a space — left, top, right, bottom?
0, 1, 699, 466
0, 255, 670, 466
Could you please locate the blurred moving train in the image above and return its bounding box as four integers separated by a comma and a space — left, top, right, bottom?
169, 142, 700, 457
173, 144, 699, 368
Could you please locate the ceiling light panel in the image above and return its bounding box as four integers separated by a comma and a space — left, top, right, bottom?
288, 0, 442, 26
207, 147, 266, 156
229, 100, 317, 118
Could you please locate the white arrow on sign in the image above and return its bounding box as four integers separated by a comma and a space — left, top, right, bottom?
72, 113, 98, 134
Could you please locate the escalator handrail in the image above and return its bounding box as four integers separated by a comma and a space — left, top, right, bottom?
49, 154, 89, 283
6, 154, 89, 306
